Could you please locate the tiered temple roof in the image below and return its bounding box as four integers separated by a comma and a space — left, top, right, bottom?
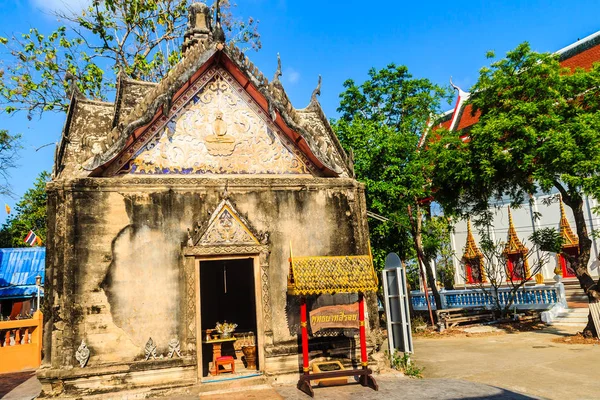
54, 3, 353, 180
429, 30, 600, 137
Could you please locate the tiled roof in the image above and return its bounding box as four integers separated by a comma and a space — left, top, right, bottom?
288, 254, 378, 295
442, 30, 600, 132
0, 248, 45, 299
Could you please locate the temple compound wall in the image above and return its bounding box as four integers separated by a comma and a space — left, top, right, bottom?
39, 4, 378, 397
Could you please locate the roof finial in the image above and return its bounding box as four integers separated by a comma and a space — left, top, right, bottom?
311, 75, 322, 103
182, 3, 212, 55
273, 53, 282, 83
449, 76, 469, 98
65, 71, 81, 98
213, 0, 225, 43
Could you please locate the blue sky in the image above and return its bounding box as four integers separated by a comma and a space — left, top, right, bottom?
1, 0, 600, 224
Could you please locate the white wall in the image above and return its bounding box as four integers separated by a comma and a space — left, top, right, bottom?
451, 195, 600, 285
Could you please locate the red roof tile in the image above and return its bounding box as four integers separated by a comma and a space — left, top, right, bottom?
448, 40, 600, 131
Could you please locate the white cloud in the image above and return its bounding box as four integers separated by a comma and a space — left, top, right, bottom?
283, 67, 300, 85
29, 0, 89, 13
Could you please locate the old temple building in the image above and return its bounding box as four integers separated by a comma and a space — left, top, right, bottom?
40, 3, 379, 397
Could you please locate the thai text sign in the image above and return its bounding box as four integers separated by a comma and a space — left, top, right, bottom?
310, 303, 359, 333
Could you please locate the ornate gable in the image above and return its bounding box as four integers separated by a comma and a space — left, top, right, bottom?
559, 200, 579, 248
192, 199, 260, 246
115, 68, 312, 176
503, 207, 528, 255
56, 4, 353, 179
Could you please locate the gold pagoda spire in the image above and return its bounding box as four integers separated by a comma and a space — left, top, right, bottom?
559, 199, 579, 248
463, 219, 486, 283
463, 219, 483, 259
504, 207, 528, 255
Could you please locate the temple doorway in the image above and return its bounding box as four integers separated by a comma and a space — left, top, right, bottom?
199, 258, 259, 379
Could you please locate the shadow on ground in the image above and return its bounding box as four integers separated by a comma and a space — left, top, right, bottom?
0, 370, 36, 397
274, 376, 540, 400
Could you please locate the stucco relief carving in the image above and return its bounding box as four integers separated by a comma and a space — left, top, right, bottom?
297, 109, 348, 176
123, 73, 309, 175
69, 132, 110, 164
200, 208, 257, 245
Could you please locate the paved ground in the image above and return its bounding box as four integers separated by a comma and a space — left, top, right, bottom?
162, 373, 536, 400
2, 326, 596, 399
274, 374, 536, 399
0, 370, 41, 400
412, 326, 599, 400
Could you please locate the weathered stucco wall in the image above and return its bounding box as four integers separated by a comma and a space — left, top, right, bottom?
43, 177, 371, 372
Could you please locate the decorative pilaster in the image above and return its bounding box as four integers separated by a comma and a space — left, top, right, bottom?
259, 250, 272, 335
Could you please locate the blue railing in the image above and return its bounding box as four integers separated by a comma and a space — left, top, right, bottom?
411, 283, 566, 311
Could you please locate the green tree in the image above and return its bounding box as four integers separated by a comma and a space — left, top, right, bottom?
0, 0, 260, 119
422, 216, 455, 290
0, 171, 50, 248
430, 43, 600, 336
0, 130, 21, 196
333, 64, 452, 311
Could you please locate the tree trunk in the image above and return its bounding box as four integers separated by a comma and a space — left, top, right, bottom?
583, 313, 598, 338
556, 187, 600, 338
409, 204, 442, 311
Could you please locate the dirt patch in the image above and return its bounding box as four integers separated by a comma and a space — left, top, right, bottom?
495, 320, 546, 333
552, 333, 600, 345
414, 327, 505, 339
413, 321, 546, 339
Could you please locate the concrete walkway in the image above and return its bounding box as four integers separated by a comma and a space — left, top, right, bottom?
412, 326, 599, 400
274, 374, 536, 399
160, 373, 535, 400
1, 370, 536, 400
6, 326, 594, 400
0, 370, 41, 400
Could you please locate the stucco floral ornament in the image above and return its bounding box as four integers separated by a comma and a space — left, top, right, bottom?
144, 337, 158, 360
75, 340, 90, 368
168, 338, 182, 358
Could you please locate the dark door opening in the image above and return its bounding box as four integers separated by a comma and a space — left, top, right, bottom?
200, 258, 258, 378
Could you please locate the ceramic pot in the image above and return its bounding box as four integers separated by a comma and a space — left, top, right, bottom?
242, 345, 257, 369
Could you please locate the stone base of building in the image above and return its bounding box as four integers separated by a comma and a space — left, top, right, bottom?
37, 341, 378, 398
37, 358, 197, 398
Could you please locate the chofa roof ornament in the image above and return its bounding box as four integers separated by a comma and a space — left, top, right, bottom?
311, 75, 322, 104
273, 53, 282, 83
212, 0, 226, 44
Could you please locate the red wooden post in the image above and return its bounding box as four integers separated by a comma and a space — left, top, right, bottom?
358, 293, 368, 367
300, 296, 309, 374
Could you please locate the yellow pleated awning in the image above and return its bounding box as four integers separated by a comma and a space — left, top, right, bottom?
287, 254, 379, 296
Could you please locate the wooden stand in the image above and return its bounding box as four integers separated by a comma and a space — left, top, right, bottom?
296, 293, 378, 397
202, 337, 237, 375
